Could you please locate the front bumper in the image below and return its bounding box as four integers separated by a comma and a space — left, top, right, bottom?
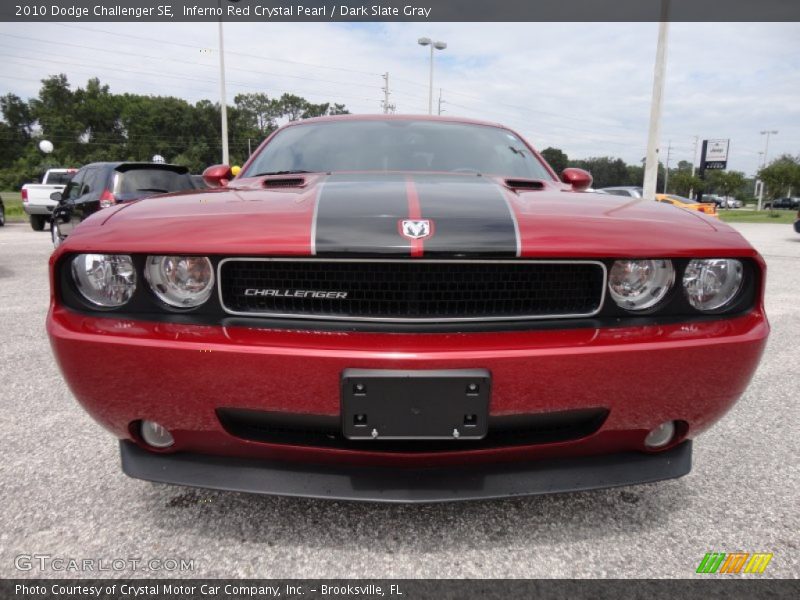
120, 439, 692, 503
49, 305, 767, 472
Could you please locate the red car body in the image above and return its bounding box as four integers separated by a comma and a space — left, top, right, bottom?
47, 115, 768, 502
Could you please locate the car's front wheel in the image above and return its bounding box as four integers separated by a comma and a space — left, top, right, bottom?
51, 220, 62, 248
30, 214, 46, 231
0, 205, 5, 227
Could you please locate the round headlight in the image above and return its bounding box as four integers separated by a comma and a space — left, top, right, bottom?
683, 259, 743, 311
145, 256, 214, 308
71, 254, 136, 307
608, 259, 675, 311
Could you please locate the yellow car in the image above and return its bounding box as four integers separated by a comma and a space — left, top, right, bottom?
655, 194, 718, 218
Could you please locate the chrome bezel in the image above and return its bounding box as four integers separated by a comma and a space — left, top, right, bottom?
607, 259, 676, 312
144, 255, 215, 308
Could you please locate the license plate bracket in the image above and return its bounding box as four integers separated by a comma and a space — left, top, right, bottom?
341, 369, 490, 440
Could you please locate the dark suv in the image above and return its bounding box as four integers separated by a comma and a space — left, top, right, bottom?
764, 197, 800, 210
51, 162, 198, 247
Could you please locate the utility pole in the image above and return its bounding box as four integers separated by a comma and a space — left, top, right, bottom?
381, 72, 395, 114
662, 140, 672, 193
418, 38, 447, 115
437, 88, 445, 115
642, 0, 670, 200
688, 135, 699, 199
217, 15, 229, 165
757, 130, 778, 210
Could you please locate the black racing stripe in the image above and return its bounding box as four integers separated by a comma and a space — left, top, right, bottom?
314, 173, 411, 256
413, 174, 519, 257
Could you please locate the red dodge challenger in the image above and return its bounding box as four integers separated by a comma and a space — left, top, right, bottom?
47, 115, 768, 502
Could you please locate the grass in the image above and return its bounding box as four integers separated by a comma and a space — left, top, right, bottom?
1, 191, 25, 222
717, 209, 797, 224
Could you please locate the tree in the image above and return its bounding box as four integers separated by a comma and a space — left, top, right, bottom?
757, 155, 800, 199
540, 147, 569, 174
233, 93, 280, 136
569, 156, 629, 189
705, 170, 746, 198
668, 171, 704, 197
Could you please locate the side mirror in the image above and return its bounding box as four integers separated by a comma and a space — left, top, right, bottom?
561, 168, 593, 192
50, 191, 63, 202
202, 164, 232, 187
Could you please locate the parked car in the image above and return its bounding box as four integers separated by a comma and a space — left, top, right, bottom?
655, 194, 718, 218
51, 162, 196, 247
764, 197, 800, 210
21, 168, 76, 231
47, 115, 768, 502
0, 194, 5, 227
720, 197, 743, 209
701, 194, 725, 208
597, 186, 644, 198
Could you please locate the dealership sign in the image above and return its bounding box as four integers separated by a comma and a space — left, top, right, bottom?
702, 139, 730, 170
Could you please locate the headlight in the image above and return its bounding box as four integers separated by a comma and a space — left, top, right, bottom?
145, 256, 214, 308
608, 259, 675, 311
682, 259, 743, 311
71, 254, 136, 307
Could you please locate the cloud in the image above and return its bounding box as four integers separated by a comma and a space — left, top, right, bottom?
0, 21, 797, 175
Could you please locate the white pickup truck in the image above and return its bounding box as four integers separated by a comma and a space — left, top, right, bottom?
21, 168, 76, 230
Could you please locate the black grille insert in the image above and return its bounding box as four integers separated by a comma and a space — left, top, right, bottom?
219, 259, 606, 322
217, 408, 609, 452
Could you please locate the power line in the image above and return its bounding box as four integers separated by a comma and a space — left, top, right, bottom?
48, 23, 383, 77
0, 34, 383, 93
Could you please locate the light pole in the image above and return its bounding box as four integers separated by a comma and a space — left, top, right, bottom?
418, 37, 447, 115
760, 130, 777, 167
217, 2, 229, 165
757, 130, 777, 209
642, 1, 670, 200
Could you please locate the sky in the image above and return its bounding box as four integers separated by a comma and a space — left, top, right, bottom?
0, 21, 798, 176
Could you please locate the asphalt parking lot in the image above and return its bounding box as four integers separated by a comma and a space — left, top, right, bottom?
0, 221, 797, 579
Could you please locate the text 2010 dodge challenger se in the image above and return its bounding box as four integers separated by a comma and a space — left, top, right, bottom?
47, 115, 768, 502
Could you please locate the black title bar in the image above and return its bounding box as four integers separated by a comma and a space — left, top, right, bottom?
2, 579, 800, 600
2, 0, 800, 22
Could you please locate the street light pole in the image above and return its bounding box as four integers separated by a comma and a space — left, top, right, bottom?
642, 3, 670, 200
217, 10, 230, 165
757, 130, 778, 210
418, 37, 447, 115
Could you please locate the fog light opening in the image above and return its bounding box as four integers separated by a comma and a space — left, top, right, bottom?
644, 421, 676, 449
140, 420, 174, 449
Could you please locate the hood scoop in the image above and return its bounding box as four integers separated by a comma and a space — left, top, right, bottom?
505, 178, 545, 191
263, 177, 306, 188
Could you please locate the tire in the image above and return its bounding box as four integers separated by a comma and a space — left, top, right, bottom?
51, 220, 62, 248
0, 206, 5, 227
30, 214, 45, 231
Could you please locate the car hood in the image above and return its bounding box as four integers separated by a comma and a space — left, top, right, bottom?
61, 172, 755, 259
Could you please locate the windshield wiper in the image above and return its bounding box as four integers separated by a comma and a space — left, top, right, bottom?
135, 188, 170, 193
251, 170, 316, 177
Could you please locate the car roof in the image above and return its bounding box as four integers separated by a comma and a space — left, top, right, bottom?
282, 113, 508, 130
79, 162, 189, 173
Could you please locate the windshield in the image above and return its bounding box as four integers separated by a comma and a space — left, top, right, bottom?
114, 169, 194, 198
242, 120, 554, 180
46, 171, 75, 185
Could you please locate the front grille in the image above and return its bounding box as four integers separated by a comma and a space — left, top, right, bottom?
217, 408, 609, 452
218, 259, 606, 322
